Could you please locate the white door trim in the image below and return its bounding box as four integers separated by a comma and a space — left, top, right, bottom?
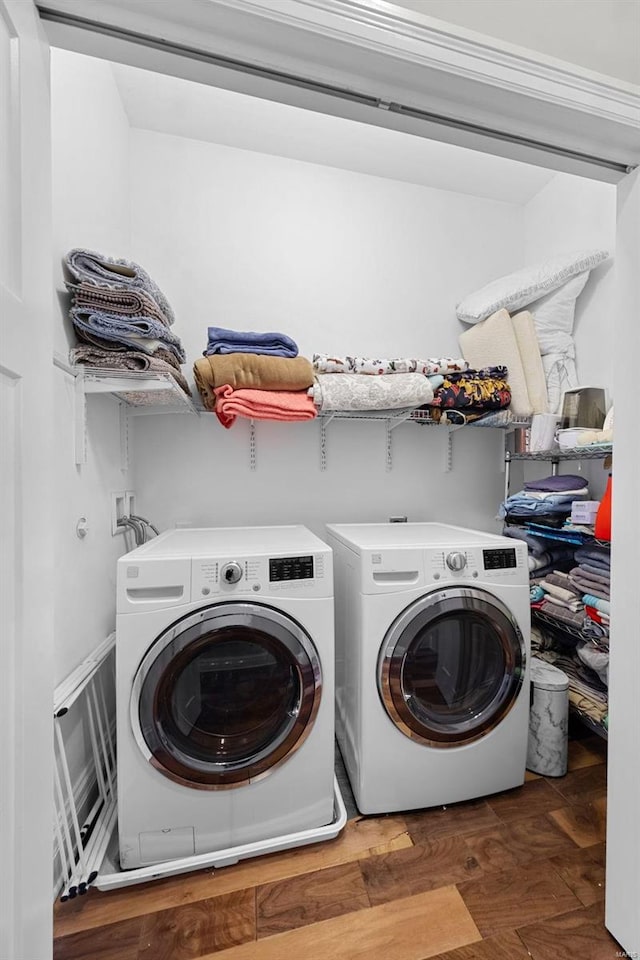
36, 0, 640, 175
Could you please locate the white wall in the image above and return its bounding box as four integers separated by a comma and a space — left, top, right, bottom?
391, 0, 640, 87
128, 127, 525, 537
51, 49, 134, 681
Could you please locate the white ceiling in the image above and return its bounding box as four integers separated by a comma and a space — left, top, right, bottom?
110, 60, 556, 205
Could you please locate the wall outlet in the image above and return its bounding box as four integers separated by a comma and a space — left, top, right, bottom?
111, 492, 128, 535
125, 490, 136, 519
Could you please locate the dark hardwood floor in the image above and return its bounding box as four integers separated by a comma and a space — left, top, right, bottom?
54, 732, 620, 960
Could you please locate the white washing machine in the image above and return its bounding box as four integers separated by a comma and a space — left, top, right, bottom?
115, 525, 334, 869
325, 522, 530, 815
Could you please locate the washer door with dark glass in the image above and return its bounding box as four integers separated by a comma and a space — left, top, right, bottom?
378, 587, 525, 747
131, 602, 322, 789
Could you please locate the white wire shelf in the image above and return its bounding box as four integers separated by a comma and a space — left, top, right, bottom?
79, 367, 196, 415
506, 444, 612, 462
53, 356, 198, 466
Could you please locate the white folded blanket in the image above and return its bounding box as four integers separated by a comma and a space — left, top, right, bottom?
309, 373, 434, 411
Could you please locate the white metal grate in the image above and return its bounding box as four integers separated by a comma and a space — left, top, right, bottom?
53, 634, 117, 901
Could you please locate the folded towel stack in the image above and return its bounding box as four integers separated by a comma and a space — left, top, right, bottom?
500, 474, 589, 526
65, 248, 190, 398
194, 326, 316, 426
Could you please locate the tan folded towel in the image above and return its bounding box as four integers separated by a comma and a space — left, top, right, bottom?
194, 354, 314, 410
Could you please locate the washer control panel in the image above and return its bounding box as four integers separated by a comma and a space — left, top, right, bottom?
191, 552, 330, 598
427, 544, 526, 582
483, 548, 517, 571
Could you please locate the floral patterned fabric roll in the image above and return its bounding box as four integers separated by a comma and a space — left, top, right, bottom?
312, 354, 468, 376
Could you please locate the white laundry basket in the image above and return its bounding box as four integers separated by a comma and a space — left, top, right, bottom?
526, 657, 569, 777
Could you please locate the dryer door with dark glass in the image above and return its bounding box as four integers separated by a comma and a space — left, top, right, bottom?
378, 586, 525, 747
132, 602, 322, 788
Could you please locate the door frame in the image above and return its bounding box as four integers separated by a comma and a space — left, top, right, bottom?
30, 0, 640, 955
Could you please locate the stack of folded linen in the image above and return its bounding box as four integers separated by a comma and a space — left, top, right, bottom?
571, 545, 611, 628
425, 365, 512, 424
500, 474, 589, 527
65, 248, 190, 399
309, 353, 465, 413
194, 326, 316, 426
533, 570, 586, 627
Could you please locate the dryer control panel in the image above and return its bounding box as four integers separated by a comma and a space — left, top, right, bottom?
191, 551, 332, 599
426, 544, 527, 584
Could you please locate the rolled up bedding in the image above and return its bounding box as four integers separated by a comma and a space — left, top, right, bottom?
193, 354, 314, 411
206, 326, 298, 357
71, 344, 191, 397
310, 372, 434, 412
213, 384, 317, 427
312, 354, 468, 376
429, 366, 511, 411
70, 308, 186, 362
66, 280, 172, 327
65, 248, 175, 325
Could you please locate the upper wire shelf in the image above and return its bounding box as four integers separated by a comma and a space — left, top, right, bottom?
506, 444, 612, 462
79, 367, 197, 415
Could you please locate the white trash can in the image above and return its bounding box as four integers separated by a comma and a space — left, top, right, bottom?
526, 657, 569, 777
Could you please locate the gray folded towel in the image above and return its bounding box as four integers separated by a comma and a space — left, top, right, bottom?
70, 308, 186, 363
65, 248, 175, 325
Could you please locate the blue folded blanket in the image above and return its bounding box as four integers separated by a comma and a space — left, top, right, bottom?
580, 562, 611, 582
523, 474, 588, 493
574, 545, 611, 569
582, 594, 611, 616
65, 248, 175, 325
205, 326, 298, 358
71, 308, 186, 362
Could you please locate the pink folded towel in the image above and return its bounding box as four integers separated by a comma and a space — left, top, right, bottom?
213, 384, 317, 428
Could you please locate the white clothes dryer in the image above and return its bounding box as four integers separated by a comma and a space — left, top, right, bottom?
325, 522, 530, 815
115, 526, 334, 869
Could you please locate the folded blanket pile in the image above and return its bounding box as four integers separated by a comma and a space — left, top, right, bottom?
65, 249, 190, 397
194, 354, 314, 411
500, 473, 589, 525
213, 384, 317, 428
206, 326, 299, 358
193, 326, 316, 424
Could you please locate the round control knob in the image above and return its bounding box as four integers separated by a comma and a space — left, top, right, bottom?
446, 551, 467, 572
221, 561, 243, 584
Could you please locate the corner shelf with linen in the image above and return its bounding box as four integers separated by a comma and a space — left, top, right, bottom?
503, 442, 612, 741
54, 356, 198, 467
503, 443, 612, 502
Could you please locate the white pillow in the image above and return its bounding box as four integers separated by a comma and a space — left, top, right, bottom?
456, 249, 609, 324
528, 271, 589, 355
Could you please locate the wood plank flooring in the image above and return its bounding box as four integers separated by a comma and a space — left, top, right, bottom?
54, 732, 621, 960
